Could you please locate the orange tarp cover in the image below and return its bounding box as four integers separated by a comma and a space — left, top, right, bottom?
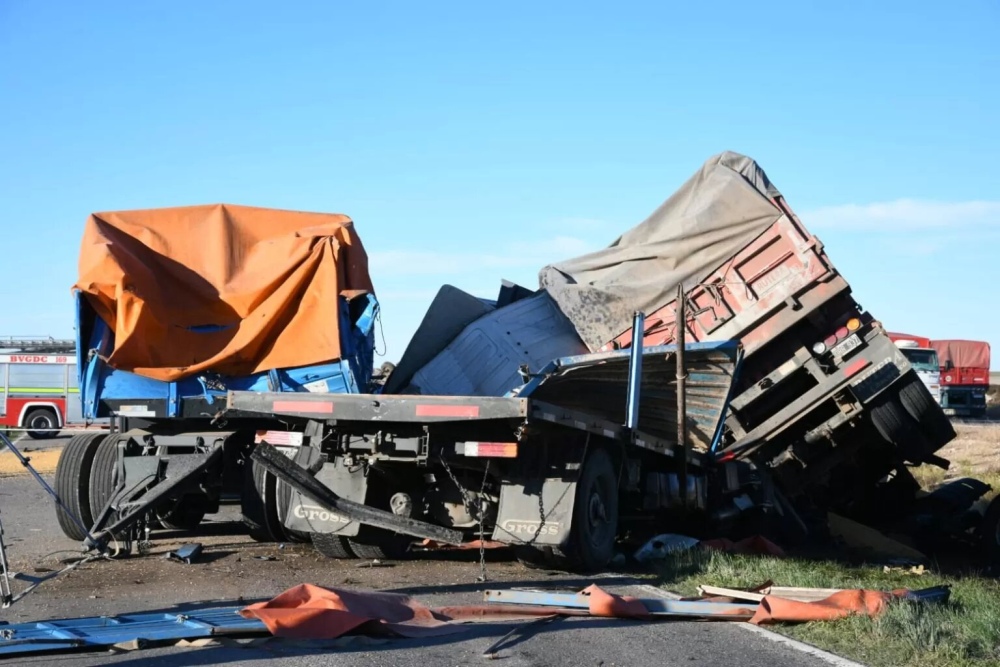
74, 204, 374, 381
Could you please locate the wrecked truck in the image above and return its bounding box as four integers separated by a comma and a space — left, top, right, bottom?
53, 155, 1000, 571
541, 151, 997, 555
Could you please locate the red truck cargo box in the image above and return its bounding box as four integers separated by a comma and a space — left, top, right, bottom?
931, 340, 991, 386
602, 199, 849, 357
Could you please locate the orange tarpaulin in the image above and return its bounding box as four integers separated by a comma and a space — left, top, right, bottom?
74, 204, 374, 381
749, 589, 896, 625
239, 584, 465, 639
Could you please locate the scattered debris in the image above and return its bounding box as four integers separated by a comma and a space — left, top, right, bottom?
828, 513, 927, 562
165, 544, 203, 564
633, 534, 700, 561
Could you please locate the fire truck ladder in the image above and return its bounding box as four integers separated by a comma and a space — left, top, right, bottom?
0, 337, 76, 354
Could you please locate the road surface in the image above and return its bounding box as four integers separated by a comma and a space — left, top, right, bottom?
0, 447, 841, 666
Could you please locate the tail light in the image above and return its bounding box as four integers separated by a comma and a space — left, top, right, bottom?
812, 314, 864, 356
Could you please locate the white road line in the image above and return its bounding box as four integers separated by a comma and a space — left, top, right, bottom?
632, 582, 867, 667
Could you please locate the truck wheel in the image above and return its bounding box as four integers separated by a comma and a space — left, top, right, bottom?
898, 375, 956, 445
562, 447, 619, 572
54, 433, 107, 540
870, 395, 932, 463
241, 458, 289, 543
25, 408, 58, 440
347, 473, 411, 560
312, 532, 356, 559
88, 435, 122, 524
979, 496, 1000, 566
155, 497, 208, 531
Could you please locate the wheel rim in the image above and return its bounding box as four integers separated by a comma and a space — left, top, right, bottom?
29, 415, 53, 431
586, 478, 613, 549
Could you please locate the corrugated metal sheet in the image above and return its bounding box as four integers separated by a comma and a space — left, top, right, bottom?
516, 341, 742, 452
405, 292, 588, 397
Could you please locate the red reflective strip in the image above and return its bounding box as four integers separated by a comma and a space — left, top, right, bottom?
844, 358, 869, 378
415, 404, 480, 418
272, 400, 334, 414
475, 442, 518, 458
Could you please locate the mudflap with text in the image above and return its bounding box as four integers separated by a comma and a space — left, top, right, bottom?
282, 449, 368, 537
491, 449, 583, 547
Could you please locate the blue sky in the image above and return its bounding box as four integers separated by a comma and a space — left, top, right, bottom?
1, 2, 997, 366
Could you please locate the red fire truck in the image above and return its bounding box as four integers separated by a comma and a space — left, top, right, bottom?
0, 338, 85, 438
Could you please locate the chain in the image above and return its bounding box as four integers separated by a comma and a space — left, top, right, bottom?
477, 460, 491, 583
438, 454, 490, 582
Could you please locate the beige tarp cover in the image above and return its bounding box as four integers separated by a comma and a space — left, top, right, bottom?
74, 204, 374, 381
540, 152, 784, 351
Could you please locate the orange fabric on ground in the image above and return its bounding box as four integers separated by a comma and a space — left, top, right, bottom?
750, 589, 894, 625
239, 584, 464, 639
75, 204, 374, 381
581, 584, 651, 619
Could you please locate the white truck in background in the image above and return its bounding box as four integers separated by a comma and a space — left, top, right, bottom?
888, 332, 942, 405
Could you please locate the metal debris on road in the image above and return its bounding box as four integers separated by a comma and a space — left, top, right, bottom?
165, 544, 203, 564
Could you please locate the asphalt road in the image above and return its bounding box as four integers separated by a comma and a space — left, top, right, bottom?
0, 449, 839, 667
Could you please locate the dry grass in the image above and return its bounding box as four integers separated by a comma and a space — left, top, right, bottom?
912, 423, 1000, 500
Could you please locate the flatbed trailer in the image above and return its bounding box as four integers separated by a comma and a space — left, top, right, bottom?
223, 340, 761, 571
60, 340, 780, 572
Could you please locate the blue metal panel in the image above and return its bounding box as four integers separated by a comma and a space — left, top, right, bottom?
483, 589, 756, 619
78, 293, 380, 418
0, 606, 266, 656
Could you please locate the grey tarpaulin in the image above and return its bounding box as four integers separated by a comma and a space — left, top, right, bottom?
539, 151, 786, 351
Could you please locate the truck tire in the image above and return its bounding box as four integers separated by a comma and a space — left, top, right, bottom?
88, 435, 121, 524
978, 495, 1000, 567
870, 395, 932, 463
241, 458, 289, 543
155, 497, 208, 531
311, 532, 356, 559
54, 432, 107, 540
561, 447, 619, 573
898, 375, 956, 445
347, 472, 411, 560
25, 408, 58, 440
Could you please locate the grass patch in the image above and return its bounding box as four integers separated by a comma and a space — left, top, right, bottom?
655, 549, 1000, 667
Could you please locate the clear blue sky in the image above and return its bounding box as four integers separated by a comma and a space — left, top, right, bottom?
1, 2, 997, 366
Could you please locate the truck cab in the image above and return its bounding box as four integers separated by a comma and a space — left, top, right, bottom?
887, 333, 941, 405
894, 341, 942, 404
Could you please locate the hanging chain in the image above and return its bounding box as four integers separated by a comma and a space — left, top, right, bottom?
438, 454, 491, 582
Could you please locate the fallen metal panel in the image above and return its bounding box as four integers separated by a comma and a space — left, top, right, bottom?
516, 342, 742, 453
405, 291, 589, 397
0, 606, 266, 656
483, 589, 756, 619
385, 285, 496, 394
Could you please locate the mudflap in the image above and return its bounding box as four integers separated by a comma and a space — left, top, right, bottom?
491, 449, 584, 548
282, 449, 368, 537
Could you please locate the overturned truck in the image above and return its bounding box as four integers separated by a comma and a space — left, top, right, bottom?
54, 156, 1000, 570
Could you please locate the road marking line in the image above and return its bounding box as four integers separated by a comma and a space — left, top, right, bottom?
633, 583, 866, 667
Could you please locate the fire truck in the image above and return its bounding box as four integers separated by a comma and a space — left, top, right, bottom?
0, 338, 84, 439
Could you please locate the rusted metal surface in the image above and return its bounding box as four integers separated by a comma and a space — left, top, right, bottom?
605, 208, 850, 359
